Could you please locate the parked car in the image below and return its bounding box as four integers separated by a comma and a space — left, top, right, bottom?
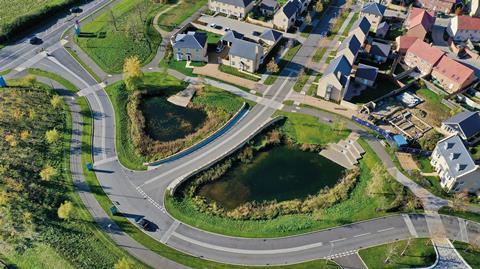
252, 31, 261, 36
209, 23, 217, 28
216, 44, 225, 53
29, 36, 42, 45
224, 27, 231, 32
70, 7, 82, 13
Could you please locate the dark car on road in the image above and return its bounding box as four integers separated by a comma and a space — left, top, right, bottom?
29, 36, 42, 45
70, 7, 82, 13
135, 217, 156, 232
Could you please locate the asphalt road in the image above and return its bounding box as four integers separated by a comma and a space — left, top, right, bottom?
0, 0, 476, 267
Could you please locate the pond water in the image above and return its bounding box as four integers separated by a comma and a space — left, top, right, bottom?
197, 145, 346, 210
141, 96, 207, 142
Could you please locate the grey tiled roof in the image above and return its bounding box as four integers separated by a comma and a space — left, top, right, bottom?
260, 29, 283, 42
443, 111, 480, 139
173, 32, 207, 49
370, 41, 391, 58
324, 55, 352, 87
435, 135, 477, 179
230, 39, 260, 60
362, 3, 386, 16
214, 0, 254, 7
222, 30, 244, 43
338, 35, 361, 56
260, 0, 278, 10
351, 16, 371, 35
282, 0, 299, 18
356, 64, 378, 81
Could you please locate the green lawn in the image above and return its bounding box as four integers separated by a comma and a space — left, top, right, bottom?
359, 238, 436, 268
0, 69, 11, 76
439, 206, 480, 223
340, 13, 359, 36
416, 87, 451, 126
219, 64, 261, 81
293, 69, 313, 92
312, 47, 327, 63
157, 0, 207, 31
1, 244, 74, 269
160, 59, 206, 77
454, 241, 480, 268
307, 73, 322, 96
265, 42, 302, 85
75, 0, 165, 73
198, 29, 222, 44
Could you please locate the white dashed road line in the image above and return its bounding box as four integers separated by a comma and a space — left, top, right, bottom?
377, 227, 394, 233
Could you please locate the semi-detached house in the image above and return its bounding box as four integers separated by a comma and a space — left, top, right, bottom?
208, 0, 255, 18
447, 15, 480, 42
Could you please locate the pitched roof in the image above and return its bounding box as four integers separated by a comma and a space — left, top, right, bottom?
406, 39, 445, 65
324, 55, 352, 87
407, 7, 435, 30
282, 0, 300, 18
370, 41, 391, 58
396, 36, 418, 52
351, 16, 371, 35
214, 0, 254, 7
173, 31, 207, 49
433, 56, 476, 86
356, 64, 378, 81
222, 30, 244, 43
455, 15, 480, 31
260, 0, 279, 9
377, 21, 390, 31
362, 3, 386, 16
435, 135, 477, 178
230, 39, 260, 60
259, 29, 283, 42
338, 35, 361, 56
443, 111, 480, 139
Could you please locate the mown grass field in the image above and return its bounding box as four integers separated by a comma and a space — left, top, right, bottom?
0, 77, 145, 268
157, 0, 208, 32
359, 238, 436, 268
454, 241, 480, 268
75, 0, 165, 73
105, 72, 247, 170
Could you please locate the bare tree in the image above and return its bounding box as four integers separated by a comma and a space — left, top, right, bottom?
110, 10, 118, 31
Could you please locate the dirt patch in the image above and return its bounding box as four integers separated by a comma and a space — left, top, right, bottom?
396, 152, 419, 171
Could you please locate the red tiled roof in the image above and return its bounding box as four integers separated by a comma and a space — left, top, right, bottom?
396, 36, 418, 51
407, 8, 435, 30
406, 39, 445, 65
433, 56, 476, 84
456, 15, 480, 31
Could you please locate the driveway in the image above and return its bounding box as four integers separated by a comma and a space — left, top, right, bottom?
193, 63, 264, 91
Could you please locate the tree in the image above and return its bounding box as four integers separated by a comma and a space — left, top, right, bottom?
384, 243, 398, 264
45, 128, 60, 144
40, 165, 57, 181
305, 13, 312, 25
50, 95, 64, 109
109, 10, 118, 31
126, 17, 140, 41
315, 1, 324, 14
114, 257, 132, 269
23, 75, 37, 88
28, 109, 37, 120
123, 56, 143, 91
0, 190, 9, 206
455, 6, 463, 15
20, 130, 30, 141
266, 59, 279, 73
5, 134, 18, 147
57, 201, 74, 220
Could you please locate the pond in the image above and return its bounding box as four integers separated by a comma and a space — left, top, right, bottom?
197, 145, 346, 210
141, 96, 207, 142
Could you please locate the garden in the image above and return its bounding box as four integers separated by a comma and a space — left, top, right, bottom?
165, 111, 422, 238
75, 0, 165, 73
105, 72, 247, 170
156, 0, 207, 32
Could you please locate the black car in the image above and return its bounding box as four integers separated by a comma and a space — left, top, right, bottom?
135, 217, 153, 231
29, 36, 42, 45
70, 7, 82, 13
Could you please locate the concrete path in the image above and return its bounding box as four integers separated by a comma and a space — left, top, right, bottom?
433, 239, 471, 269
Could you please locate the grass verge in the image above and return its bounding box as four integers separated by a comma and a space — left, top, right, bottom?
157, 0, 207, 31
453, 241, 480, 268
65, 47, 102, 83
264, 42, 302, 85
219, 64, 261, 82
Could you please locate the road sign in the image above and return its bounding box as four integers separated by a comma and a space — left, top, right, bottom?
0, 76, 6, 87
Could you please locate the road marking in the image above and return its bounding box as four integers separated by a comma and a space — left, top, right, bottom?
324, 250, 357, 260
160, 221, 180, 244
377, 227, 394, 233
94, 156, 118, 166
330, 238, 347, 243
353, 233, 370, 238
172, 232, 323, 254
402, 214, 418, 238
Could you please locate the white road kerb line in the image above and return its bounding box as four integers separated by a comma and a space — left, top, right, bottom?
377, 227, 394, 233
172, 232, 323, 254
142, 72, 293, 186
329, 238, 347, 243
353, 233, 371, 238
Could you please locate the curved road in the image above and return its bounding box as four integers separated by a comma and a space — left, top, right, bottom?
0, 1, 476, 268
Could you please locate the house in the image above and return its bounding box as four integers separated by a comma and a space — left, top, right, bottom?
405, 7, 435, 40
447, 15, 480, 42
208, 0, 255, 18
360, 2, 386, 32
471, 0, 480, 16
350, 16, 372, 45
228, 38, 264, 72
404, 39, 445, 75
172, 32, 208, 62
222, 30, 245, 46
369, 41, 391, 63
431, 135, 480, 193
337, 34, 362, 64
442, 111, 480, 143
259, 29, 283, 46
431, 55, 477, 93
317, 55, 352, 102
395, 35, 418, 55
416, 0, 458, 14
259, 0, 279, 16
355, 64, 378, 86
273, 0, 299, 32
376, 21, 390, 38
